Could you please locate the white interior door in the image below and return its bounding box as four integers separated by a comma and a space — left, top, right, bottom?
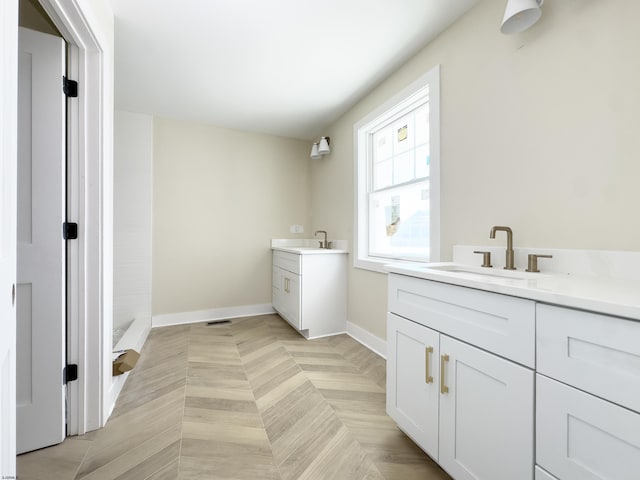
16, 26, 66, 455
1, 0, 19, 473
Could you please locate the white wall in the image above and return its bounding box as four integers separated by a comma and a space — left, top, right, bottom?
311, 0, 640, 340
113, 110, 153, 332
153, 117, 311, 317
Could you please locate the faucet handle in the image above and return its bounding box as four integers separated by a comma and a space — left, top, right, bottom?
526, 254, 552, 273
473, 251, 493, 268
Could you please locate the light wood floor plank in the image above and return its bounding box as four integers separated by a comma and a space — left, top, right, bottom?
295, 425, 384, 480
146, 459, 179, 480
16, 436, 92, 480
77, 424, 181, 480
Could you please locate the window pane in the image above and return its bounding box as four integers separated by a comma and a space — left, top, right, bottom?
415, 104, 429, 146
393, 114, 415, 155
393, 151, 414, 185
415, 144, 430, 179
374, 159, 392, 190
373, 127, 392, 163
369, 181, 429, 261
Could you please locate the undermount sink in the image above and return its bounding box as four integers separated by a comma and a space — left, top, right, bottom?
417, 263, 546, 281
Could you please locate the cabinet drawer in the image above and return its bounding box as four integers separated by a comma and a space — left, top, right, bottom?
537, 303, 640, 413
273, 250, 301, 274
388, 274, 536, 367
537, 375, 640, 480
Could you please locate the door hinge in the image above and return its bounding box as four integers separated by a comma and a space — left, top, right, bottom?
63, 222, 78, 240
63, 76, 78, 97
64, 364, 78, 384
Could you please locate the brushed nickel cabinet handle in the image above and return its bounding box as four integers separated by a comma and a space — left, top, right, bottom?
425, 346, 434, 384
440, 354, 450, 394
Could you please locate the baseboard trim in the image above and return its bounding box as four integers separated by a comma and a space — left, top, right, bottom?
108, 316, 152, 417
152, 303, 276, 328
346, 321, 386, 359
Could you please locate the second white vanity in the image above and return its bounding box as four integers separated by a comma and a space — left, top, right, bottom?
271, 239, 348, 339
385, 247, 640, 480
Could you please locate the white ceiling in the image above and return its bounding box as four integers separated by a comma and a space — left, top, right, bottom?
109, 0, 480, 140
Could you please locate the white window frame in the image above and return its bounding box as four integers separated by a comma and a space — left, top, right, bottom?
354, 65, 440, 273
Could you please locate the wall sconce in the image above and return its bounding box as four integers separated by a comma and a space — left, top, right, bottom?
501, 0, 544, 34
310, 137, 330, 159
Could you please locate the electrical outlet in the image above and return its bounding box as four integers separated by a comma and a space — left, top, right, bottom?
289, 224, 304, 234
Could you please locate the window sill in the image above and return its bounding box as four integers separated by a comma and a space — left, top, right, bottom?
354, 256, 428, 274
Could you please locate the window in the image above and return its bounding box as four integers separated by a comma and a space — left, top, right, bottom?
354, 66, 440, 272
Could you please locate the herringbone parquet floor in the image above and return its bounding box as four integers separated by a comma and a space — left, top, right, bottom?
17, 314, 451, 480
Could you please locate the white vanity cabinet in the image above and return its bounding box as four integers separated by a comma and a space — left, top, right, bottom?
272, 249, 346, 338
387, 274, 535, 480
536, 304, 640, 480
387, 248, 640, 480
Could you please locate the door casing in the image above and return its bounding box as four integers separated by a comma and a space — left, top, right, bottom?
34, 0, 114, 436
0, 0, 19, 475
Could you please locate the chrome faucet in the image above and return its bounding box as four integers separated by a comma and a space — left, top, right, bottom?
489, 226, 516, 270
314, 230, 328, 249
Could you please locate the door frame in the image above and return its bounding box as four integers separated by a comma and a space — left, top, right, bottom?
35, 0, 113, 435
1, 0, 19, 475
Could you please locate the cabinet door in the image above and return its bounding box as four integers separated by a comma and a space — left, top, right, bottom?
272, 266, 289, 319
272, 266, 301, 330
439, 335, 534, 480
537, 375, 640, 480
272, 266, 284, 314
286, 272, 301, 330
386, 313, 440, 459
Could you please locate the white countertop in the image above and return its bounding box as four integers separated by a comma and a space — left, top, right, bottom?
271, 238, 349, 255
385, 261, 640, 321
272, 246, 348, 255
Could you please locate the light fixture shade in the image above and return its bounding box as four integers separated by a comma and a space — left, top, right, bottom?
310, 143, 321, 159
501, 0, 543, 35
317, 137, 331, 155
